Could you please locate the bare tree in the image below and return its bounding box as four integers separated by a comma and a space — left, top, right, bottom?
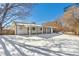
58, 4, 79, 35
0, 3, 33, 35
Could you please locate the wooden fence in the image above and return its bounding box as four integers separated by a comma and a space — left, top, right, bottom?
0, 29, 15, 35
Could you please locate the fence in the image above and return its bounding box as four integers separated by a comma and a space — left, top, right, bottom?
1, 29, 15, 35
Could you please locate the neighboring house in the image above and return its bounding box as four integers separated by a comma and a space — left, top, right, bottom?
43, 21, 64, 32
11, 21, 54, 35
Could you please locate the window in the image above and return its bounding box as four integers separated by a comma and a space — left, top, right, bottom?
32, 27, 35, 30
40, 27, 42, 30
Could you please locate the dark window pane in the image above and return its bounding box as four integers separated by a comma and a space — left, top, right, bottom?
40, 27, 42, 30
32, 27, 35, 30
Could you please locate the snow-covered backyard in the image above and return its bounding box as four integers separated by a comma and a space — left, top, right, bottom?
0, 34, 79, 56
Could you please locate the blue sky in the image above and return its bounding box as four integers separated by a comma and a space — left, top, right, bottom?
24, 3, 71, 24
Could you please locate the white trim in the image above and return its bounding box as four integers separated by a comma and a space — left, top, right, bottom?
29, 26, 31, 36
51, 27, 53, 34
16, 23, 42, 27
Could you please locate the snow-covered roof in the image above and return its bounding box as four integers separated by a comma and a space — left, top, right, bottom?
14, 21, 42, 27
13, 21, 53, 28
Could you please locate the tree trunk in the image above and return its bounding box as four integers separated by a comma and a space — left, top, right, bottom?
0, 23, 3, 35
0, 28, 2, 35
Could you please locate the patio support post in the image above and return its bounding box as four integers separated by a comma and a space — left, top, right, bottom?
36, 26, 38, 35
46, 27, 48, 34
51, 27, 53, 34
29, 26, 31, 36
42, 27, 43, 34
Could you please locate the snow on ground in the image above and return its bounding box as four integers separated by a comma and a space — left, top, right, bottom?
51, 34, 79, 40
0, 34, 79, 56
0, 35, 57, 56
48, 34, 79, 55
19, 36, 45, 40
9, 35, 50, 47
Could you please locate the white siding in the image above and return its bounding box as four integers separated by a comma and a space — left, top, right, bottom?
16, 26, 28, 35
